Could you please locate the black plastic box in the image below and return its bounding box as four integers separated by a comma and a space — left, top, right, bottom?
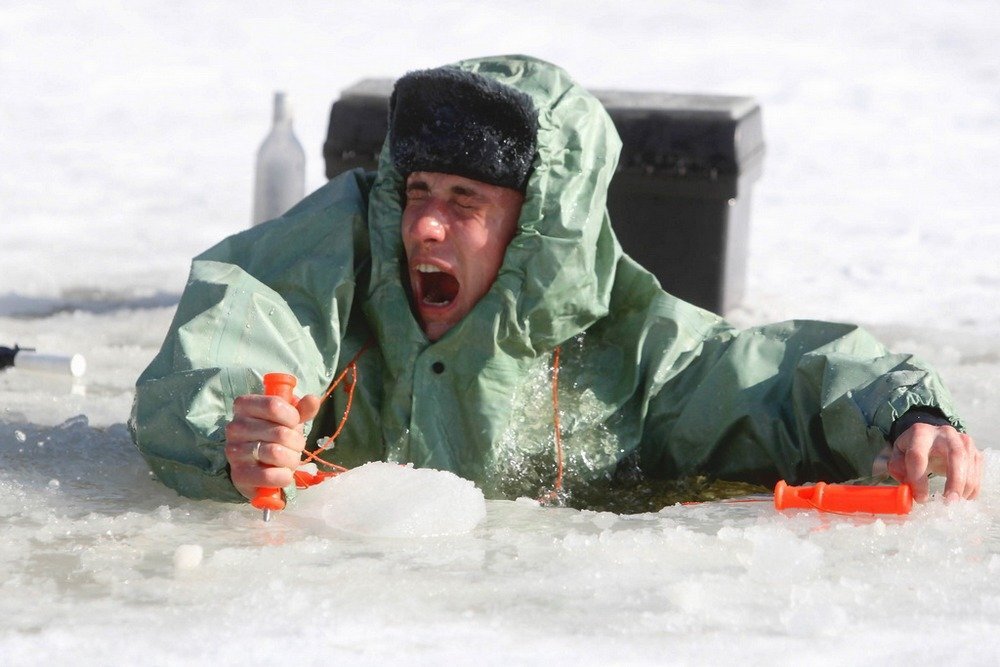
323, 79, 764, 315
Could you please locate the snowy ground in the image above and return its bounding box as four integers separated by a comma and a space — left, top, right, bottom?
2, 1, 999, 664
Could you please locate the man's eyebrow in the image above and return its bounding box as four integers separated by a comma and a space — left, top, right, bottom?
405, 179, 430, 192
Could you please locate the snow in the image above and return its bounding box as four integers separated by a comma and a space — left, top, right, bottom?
2, 1, 999, 663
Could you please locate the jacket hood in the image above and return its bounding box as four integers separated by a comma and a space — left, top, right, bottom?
365, 55, 624, 368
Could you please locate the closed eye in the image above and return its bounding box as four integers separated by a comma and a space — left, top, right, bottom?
450, 186, 485, 211
405, 185, 429, 202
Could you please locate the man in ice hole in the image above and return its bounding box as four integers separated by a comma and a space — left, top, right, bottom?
132, 56, 982, 507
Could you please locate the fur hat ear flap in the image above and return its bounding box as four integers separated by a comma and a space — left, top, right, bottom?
389, 67, 538, 191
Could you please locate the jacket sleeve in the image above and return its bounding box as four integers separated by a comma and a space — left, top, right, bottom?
129, 171, 372, 501
638, 314, 965, 486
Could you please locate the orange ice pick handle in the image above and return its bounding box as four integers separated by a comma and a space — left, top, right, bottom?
774, 480, 912, 514
250, 373, 299, 513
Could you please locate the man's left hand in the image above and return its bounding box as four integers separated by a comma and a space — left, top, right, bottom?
887, 423, 983, 502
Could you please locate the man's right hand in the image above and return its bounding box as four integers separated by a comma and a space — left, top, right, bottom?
224, 393, 321, 500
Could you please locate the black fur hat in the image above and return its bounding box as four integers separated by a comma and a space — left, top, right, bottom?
389, 67, 538, 191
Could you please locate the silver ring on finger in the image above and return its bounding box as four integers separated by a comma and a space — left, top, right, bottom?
251, 440, 263, 463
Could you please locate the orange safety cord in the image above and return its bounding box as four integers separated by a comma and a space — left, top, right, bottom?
318, 340, 371, 442
538, 346, 564, 504
294, 340, 373, 488
251, 346, 921, 517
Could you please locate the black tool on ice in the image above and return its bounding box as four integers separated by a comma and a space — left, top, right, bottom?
0, 344, 85, 377
0, 345, 33, 372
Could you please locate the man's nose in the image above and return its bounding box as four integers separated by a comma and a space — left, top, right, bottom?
409, 203, 448, 243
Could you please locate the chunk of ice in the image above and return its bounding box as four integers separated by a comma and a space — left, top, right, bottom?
173, 544, 204, 571
297, 462, 486, 537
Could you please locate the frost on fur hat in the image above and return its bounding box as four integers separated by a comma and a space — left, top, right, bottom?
389, 67, 538, 191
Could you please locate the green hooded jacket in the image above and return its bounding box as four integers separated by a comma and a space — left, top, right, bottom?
130, 55, 963, 504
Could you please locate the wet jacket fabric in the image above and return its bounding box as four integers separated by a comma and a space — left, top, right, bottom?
130, 55, 963, 503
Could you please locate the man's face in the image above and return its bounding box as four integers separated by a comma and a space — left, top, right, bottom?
402, 171, 524, 341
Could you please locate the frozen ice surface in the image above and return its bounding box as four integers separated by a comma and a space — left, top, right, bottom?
1, 421, 998, 664
3, 0, 1000, 663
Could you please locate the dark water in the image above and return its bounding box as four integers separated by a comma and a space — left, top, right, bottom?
543, 476, 772, 514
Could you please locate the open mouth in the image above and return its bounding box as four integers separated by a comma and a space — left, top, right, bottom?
415, 263, 459, 307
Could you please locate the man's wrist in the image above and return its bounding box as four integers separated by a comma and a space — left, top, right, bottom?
889, 407, 951, 444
